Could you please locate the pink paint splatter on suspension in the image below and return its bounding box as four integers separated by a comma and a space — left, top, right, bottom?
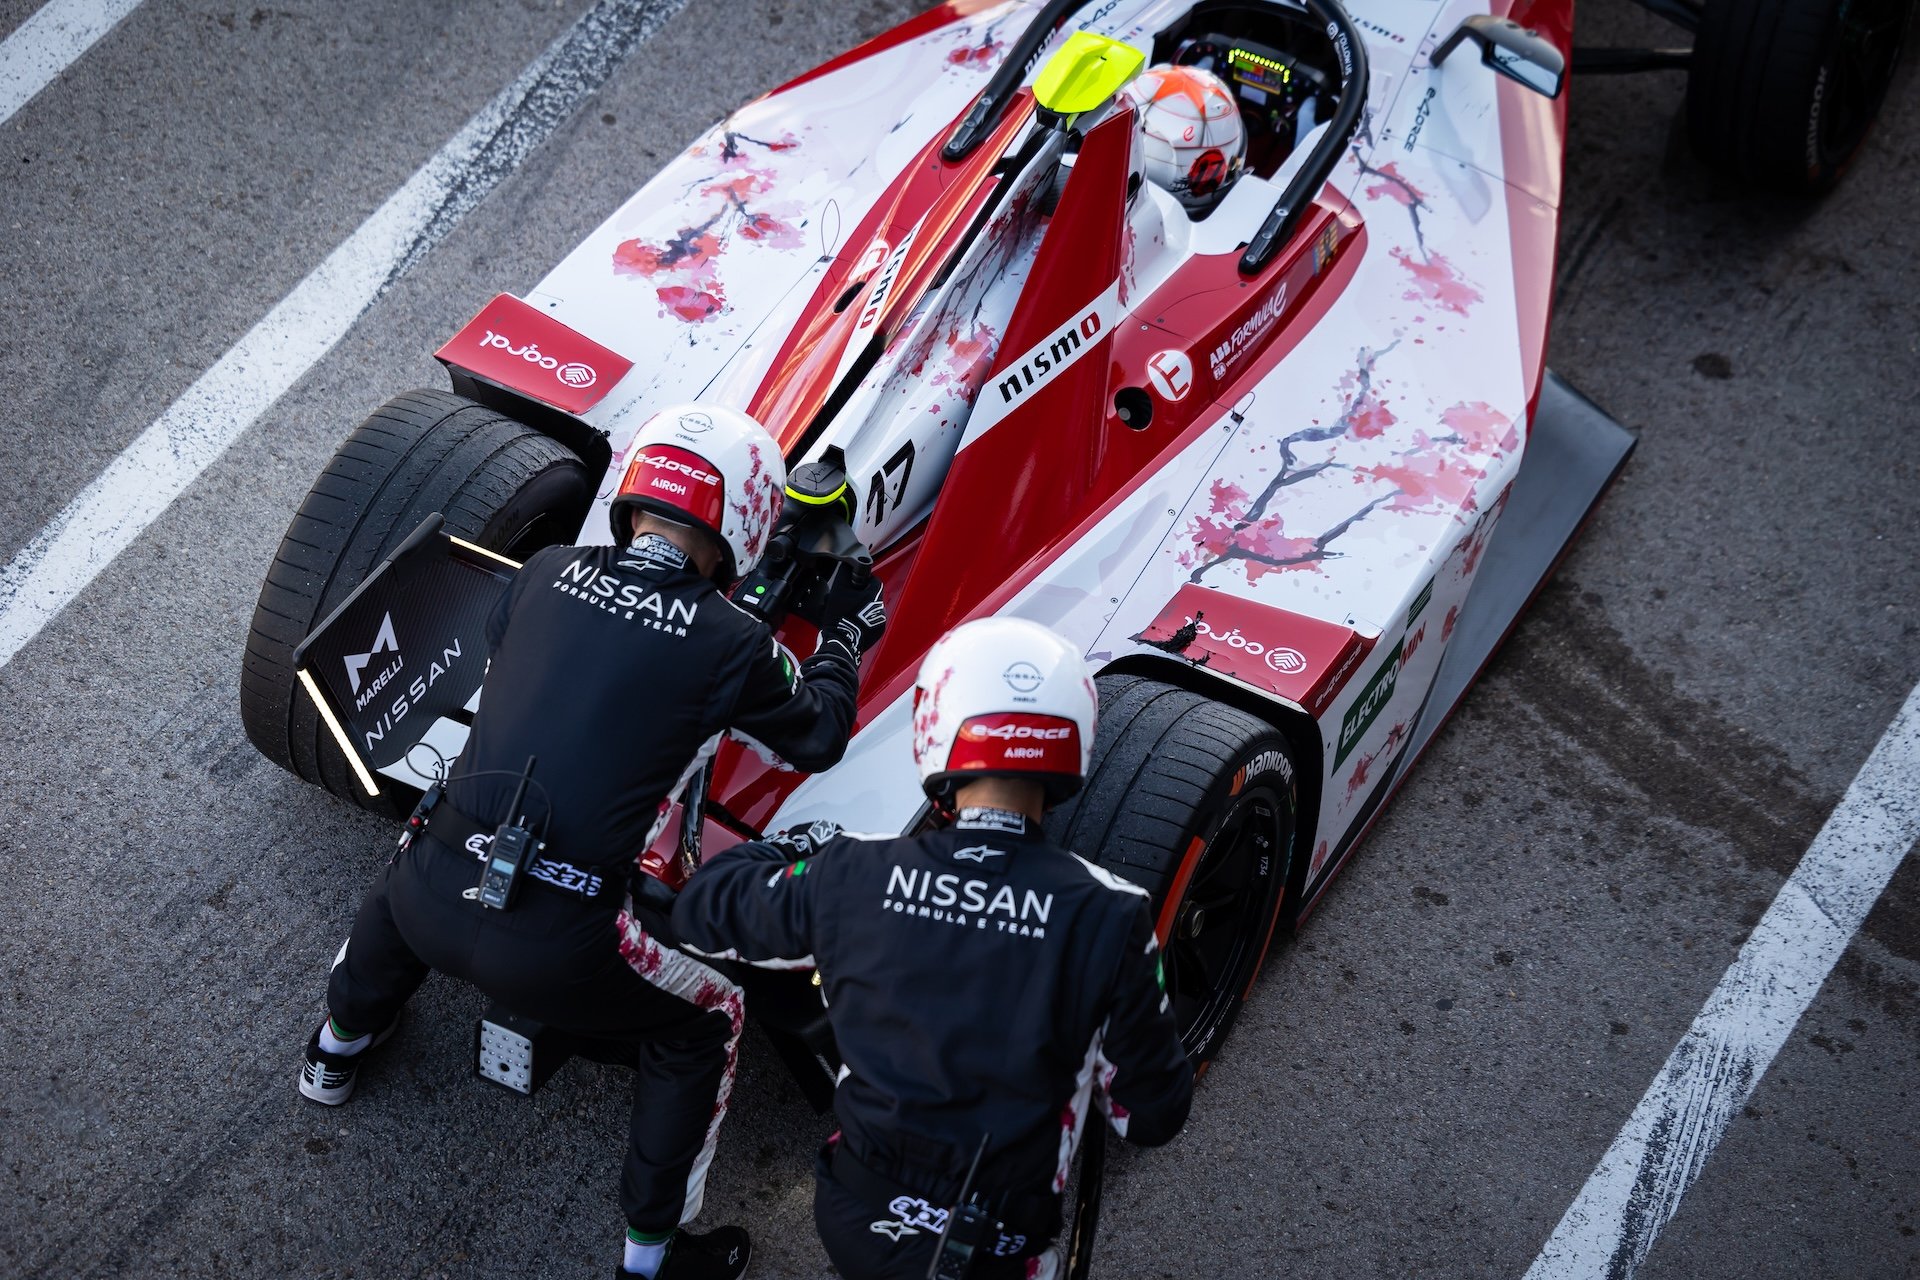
1391, 249, 1482, 316
937, 323, 997, 392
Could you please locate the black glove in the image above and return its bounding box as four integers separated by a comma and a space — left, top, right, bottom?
818, 569, 886, 660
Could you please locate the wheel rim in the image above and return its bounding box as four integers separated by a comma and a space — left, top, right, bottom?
1164, 784, 1284, 1058
1821, 0, 1911, 167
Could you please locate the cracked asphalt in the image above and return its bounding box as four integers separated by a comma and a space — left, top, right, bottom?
1, 2, 1915, 1278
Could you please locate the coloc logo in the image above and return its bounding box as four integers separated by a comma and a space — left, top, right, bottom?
1003, 662, 1044, 694
1266, 646, 1307, 674
1187, 615, 1308, 675
480, 330, 598, 389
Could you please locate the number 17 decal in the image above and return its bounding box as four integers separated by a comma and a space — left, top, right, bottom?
865, 440, 915, 526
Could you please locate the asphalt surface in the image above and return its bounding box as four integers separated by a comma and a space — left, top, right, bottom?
2, 3, 1916, 1278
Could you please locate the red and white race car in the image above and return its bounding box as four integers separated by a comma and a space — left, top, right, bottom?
241, 0, 1908, 1067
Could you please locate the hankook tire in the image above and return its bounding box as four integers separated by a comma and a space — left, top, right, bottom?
1045, 674, 1298, 1068
240, 389, 594, 814
1687, 0, 1913, 194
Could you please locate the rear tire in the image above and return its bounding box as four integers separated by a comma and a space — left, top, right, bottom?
1686, 0, 1913, 194
240, 389, 594, 813
1045, 674, 1298, 1068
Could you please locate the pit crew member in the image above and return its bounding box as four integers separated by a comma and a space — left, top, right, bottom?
673, 617, 1193, 1279
297, 404, 886, 1280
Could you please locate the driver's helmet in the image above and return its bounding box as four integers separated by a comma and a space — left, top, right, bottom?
912, 617, 1098, 806
1121, 63, 1246, 214
607, 404, 786, 582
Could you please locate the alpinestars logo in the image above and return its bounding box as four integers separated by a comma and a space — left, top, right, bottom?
953, 845, 1005, 863
345, 613, 402, 709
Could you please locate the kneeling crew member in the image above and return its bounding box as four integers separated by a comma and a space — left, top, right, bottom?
673, 617, 1194, 1279
298, 404, 886, 1280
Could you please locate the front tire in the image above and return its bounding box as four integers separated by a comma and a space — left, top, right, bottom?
1045, 675, 1298, 1068
1686, 0, 1914, 194
240, 389, 594, 812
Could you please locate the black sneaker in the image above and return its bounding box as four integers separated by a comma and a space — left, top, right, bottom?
642, 1225, 751, 1280
297, 1018, 397, 1105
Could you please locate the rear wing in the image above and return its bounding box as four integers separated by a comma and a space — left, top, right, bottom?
291, 516, 520, 798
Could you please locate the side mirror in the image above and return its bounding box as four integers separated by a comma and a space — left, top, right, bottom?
1431, 15, 1565, 99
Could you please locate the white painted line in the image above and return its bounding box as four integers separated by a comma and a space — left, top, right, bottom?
0, 0, 143, 126
0, 0, 688, 669
1523, 680, 1920, 1280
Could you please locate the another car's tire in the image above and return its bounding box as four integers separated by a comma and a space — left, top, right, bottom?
1045, 674, 1298, 1068
240, 389, 595, 813
1686, 0, 1913, 194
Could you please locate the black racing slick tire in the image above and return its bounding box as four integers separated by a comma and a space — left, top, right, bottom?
1686, 0, 1914, 194
240, 389, 594, 813
1045, 675, 1298, 1069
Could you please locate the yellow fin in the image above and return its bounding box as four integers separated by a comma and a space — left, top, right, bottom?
1033, 31, 1146, 117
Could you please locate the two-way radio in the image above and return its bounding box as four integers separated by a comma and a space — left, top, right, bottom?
929, 1132, 1000, 1280
475, 755, 541, 911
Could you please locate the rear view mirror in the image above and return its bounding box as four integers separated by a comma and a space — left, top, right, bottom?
1431, 15, 1565, 99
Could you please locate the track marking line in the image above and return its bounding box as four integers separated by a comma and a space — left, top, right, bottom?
1523, 679, 1920, 1280
0, 0, 144, 125
0, 0, 690, 669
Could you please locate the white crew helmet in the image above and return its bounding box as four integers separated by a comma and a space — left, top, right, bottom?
911, 617, 1098, 805
1121, 63, 1246, 214
607, 404, 787, 581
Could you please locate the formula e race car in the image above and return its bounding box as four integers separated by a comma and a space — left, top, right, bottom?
241, 0, 1909, 1073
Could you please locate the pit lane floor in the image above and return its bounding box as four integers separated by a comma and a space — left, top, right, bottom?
1, 3, 1914, 1277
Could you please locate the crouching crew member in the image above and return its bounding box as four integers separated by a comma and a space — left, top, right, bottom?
673, 617, 1194, 1279
298, 404, 886, 1280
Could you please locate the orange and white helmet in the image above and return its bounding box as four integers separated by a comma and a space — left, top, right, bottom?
1122, 64, 1246, 214
608, 404, 786, 581
911, 617, 1098, 805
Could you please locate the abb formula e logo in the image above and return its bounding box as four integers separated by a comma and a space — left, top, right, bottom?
436, 292, 633, 415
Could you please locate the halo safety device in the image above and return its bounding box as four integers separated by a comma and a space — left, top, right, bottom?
912, 617, 1097, 805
